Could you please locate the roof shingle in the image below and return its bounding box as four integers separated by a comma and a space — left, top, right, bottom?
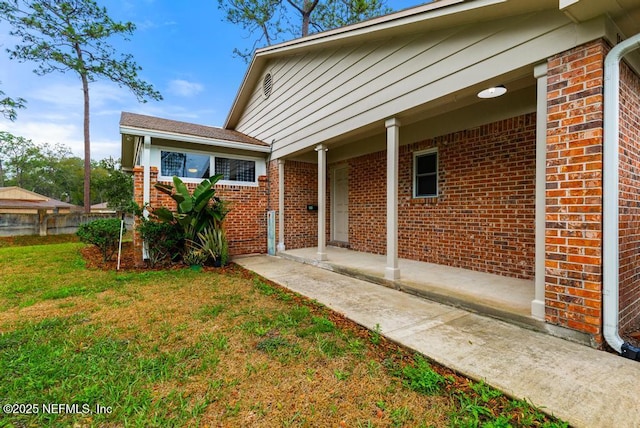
120, 112, 268, 147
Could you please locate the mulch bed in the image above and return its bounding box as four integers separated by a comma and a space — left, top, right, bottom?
81, 241, 139, 271
80, 242, 235, 274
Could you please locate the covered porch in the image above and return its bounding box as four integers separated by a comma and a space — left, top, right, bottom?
231, 1, 640, 346
278, 246, 590, 343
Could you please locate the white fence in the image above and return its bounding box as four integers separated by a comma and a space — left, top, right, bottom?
0, 212, 134, 237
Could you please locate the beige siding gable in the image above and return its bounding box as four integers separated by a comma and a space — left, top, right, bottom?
234, 9, 606, 159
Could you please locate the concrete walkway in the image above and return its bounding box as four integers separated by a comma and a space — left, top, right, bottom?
235, 254, 640, 428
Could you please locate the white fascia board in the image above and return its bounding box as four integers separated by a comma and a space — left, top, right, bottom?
253, 0, 503, 56
119, 125, 272, 154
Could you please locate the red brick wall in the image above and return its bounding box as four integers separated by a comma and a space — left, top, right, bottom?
217, 178, 268, 255
344, 115, 536, 279
619, 59, 640, 334
132, 166, 267, 260
282, 160, 318, 249
348, 151, 387, 255
544, 39, 606, 341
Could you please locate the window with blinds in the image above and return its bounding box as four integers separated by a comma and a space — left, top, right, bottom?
215, 157, 255, 183
159, 150, 257, 184
161, 151, 210, 179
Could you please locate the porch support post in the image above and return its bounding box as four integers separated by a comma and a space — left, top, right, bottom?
385, 118, 401, 280
142, 135, 151, 213
532, 63, 548, 320
277, 159, 286, 252
316, 144, 328, 261
142, 135, 151, 259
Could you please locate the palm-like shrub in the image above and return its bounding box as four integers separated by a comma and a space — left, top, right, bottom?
151, 176, 230, 266
198, 227, 229, 267
153, 175, 228, 240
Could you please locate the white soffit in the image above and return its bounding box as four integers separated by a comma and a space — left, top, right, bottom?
560, 0, 640, 36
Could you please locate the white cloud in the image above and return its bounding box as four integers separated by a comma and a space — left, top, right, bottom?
167, 79, 204, 97
28, 81, 129, 109
4, 119, 123, 161
135, 19, 177, 31
91, 137, 123, 161
28, 83, 83, 107
3, 120, 81, 152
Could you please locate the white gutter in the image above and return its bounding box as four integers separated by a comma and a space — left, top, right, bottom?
603, 33, 640, 357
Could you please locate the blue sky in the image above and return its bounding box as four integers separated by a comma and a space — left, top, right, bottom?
0, 0, 430, 160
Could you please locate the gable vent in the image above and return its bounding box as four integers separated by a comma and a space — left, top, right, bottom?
263, 73, 273, 99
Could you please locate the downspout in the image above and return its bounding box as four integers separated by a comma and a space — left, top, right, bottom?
603, 33, 640, 360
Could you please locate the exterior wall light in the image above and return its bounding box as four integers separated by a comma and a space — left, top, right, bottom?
477, 85, 507, 99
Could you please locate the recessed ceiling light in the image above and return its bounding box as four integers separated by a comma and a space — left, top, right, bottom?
477, 85, 507, 99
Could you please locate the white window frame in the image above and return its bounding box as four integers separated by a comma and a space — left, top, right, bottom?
413, 148, 438, 198
158, 149, 211, 182
153, 146, 265, 187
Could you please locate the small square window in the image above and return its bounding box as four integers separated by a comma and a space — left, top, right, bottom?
414, 150, 438, 198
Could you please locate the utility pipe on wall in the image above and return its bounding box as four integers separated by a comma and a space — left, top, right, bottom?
603, 33, 640, 360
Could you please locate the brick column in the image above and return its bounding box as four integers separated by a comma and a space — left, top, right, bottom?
545, 39, 607, 343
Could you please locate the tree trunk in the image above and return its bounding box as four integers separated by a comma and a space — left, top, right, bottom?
82, 73, 91, 213
301, 0, 320, 37
301, 10, 310, 36
75, 41, 92, 214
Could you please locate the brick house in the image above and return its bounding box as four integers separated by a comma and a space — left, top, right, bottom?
120, 0, 640, 356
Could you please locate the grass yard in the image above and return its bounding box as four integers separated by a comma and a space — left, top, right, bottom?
0, 238, 567, 427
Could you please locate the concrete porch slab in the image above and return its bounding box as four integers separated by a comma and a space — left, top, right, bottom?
278, 246, 551, 334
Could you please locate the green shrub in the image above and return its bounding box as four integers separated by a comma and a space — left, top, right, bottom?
136, 219, 183, 267
76, 218, 123, 262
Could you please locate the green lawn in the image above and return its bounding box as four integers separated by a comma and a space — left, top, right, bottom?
0, 239, 567, 427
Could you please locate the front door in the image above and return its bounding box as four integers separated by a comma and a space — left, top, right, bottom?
332, 166, 349, 243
